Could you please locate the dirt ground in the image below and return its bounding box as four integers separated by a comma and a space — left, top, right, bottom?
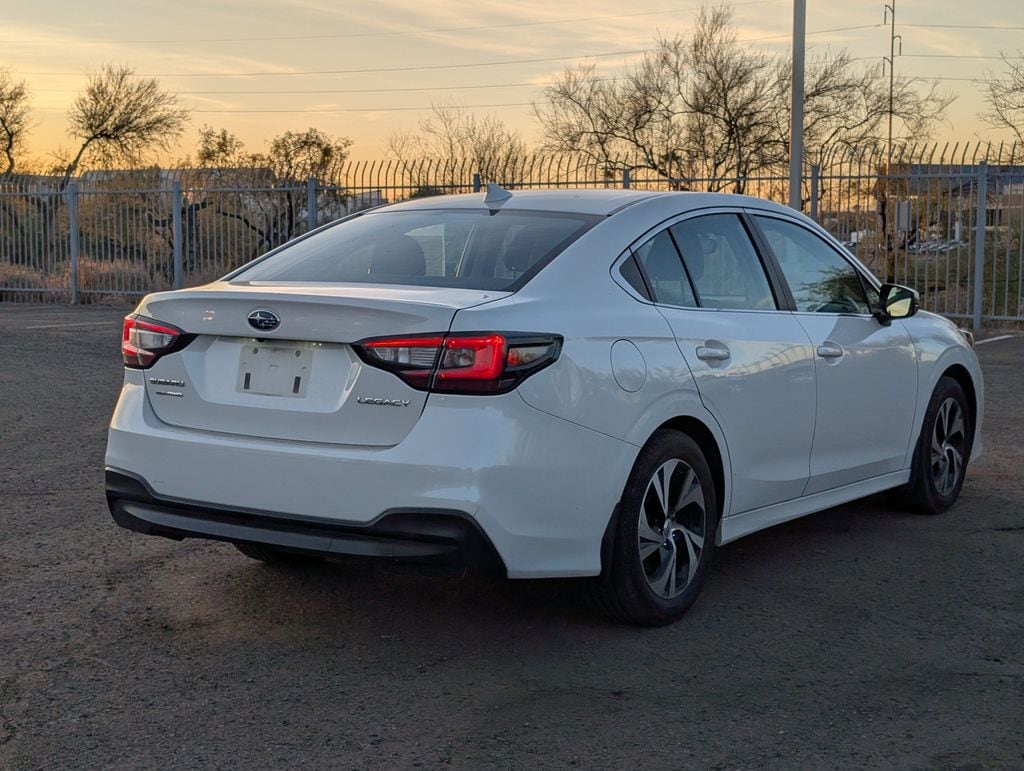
1, 304, 1021, 769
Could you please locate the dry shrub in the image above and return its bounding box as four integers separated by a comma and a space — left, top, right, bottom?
183, 265, 229, 288
0, 262, 58, 302
70, 258, 170, 304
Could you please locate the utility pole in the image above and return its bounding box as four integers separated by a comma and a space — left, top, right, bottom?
788, 0, 806, 211
883, 1, 902, 165
882, 1, 902, 280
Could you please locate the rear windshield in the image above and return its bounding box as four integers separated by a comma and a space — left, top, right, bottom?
233, 208, 601, 291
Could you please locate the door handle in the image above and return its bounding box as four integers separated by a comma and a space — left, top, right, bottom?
696, 345, 731, 362
816, 342, 844, 359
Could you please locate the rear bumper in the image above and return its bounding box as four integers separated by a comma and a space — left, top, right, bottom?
106, 469, 504, 575
105, 371, 638, 577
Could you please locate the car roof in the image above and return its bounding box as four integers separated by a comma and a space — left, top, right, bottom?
377, 188, 802, 218
380, 189, 665, 216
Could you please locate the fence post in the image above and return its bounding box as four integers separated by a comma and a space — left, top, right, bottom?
67, 182, 79, 305
809, 164, 819, 223
472, 173, 481, 193
972, 161, 987, 333
307, 176, 317, 232
172, 180, 183, 290
622, 168, 631, 189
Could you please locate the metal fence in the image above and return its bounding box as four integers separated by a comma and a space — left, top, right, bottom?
2, 141, 1022, 330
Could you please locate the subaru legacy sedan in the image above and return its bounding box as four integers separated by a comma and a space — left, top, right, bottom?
106, 188, 982, 625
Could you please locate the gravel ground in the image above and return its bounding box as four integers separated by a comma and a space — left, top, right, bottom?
1, 304, 1021, 769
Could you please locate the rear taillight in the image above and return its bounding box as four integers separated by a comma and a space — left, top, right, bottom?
356, 335, 444, 388
122, 314, 187, 368
355, 333, 561, 395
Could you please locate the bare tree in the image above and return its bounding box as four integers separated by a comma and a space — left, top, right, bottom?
979, 51, 1024, 145
195, 125, 251, 168
195, 125, 351, 181
535, 3, 953, 190
266, 127, 352, 183
783, 52, 953, 157
183, 126, 354, 266
536, 6, 779, 190
683, 10, 782, 189
388, 102, 526, 191
59, 65, 189, 188
0, 68, 30, 175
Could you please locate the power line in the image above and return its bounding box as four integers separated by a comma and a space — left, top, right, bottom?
870, 73, 1004, 83
19, 49, 653, 78
19, 24, 886, 79
901, 23, 1024, 31
905, 75, 1006, 82
901, 53, 1019, 60
32, 79, 603, 96
739, 23, 881, 42
54, 46, 1005, 99
32, 71, 1005, 113
192, 102, 537, 114
42, 52, 1005, 98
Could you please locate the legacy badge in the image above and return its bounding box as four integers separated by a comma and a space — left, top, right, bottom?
356, 397, 410, 407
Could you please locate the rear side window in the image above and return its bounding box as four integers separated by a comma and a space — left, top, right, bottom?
670, 214, 777, 310
632, 230, 697, 307
618, 254, 652, 300
234, 209, 600, 291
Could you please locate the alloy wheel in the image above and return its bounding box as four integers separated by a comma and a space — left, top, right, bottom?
931, 397, 966, 497
638, 459, 707, 599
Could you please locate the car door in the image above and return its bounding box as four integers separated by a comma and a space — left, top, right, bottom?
631, 212, 817, 516
748, 213, 918, 495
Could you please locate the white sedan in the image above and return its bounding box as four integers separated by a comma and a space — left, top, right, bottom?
106, 188, 983, 625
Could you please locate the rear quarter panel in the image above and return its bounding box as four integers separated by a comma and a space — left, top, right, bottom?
448, 216, 735, 519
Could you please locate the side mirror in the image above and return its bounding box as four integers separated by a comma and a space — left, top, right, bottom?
877, 283, 919, 323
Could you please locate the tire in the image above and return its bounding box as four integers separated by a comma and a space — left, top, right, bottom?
900, 376, 972, 515
589, 429, 719, 626
233, 542, 308, 564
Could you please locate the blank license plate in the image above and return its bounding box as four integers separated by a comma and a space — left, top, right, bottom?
237, 341, 313, 397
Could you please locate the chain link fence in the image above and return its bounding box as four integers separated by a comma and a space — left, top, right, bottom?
2, 142, 1022, 329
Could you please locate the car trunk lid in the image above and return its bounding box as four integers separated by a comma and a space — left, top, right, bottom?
137, 282, 506, 446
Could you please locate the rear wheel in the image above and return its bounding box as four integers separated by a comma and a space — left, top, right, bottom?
590, 429, 718, 626
901, 376, 971, 514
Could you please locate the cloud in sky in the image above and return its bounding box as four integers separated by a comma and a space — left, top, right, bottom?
3, 0, 1021, 162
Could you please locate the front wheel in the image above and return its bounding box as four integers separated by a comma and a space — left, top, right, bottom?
901, 376, 972, 514
590, 429, 719, 626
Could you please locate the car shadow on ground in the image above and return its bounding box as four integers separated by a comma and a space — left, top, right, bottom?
140, 489, 929, 646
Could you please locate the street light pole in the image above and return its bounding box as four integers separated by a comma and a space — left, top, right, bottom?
788, 0, 806, 211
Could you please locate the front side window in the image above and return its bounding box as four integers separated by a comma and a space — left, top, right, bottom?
669, 214, 777, 310
234, 209, 600, 291
753, 216, 871, 315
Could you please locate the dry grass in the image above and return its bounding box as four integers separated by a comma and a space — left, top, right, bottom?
0, 258, 169, 304
0, 262, 58, 302
75, 258, 170, 300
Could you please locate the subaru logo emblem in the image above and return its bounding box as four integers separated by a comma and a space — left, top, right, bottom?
247, 309, 280, 331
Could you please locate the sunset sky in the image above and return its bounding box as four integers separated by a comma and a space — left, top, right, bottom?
3, 0, 1022, 164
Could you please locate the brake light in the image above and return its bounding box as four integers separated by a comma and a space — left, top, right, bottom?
354, 333, 561, 394
122, 314, 186, 368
